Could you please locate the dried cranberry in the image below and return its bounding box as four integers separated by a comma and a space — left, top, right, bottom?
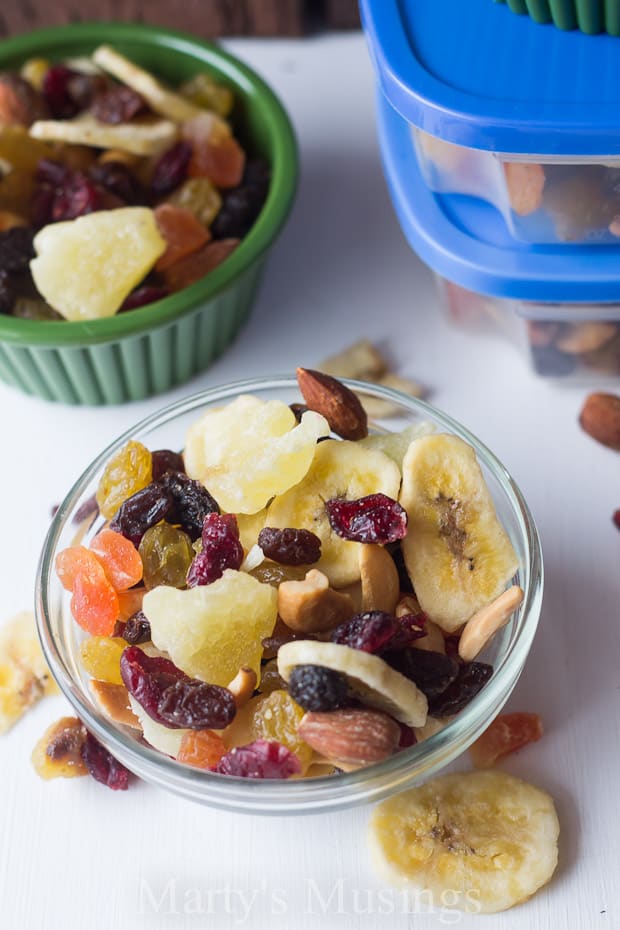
331, 611, 400, 653
151, 449, 185, 481
288, 665, 350, 712
121, 284, 169, 311
80, 731, 131, 790
52, 172, 101, 221
397, 723, 417, 749
187, 513, 243, 587
613, 509, 620, 531
42, 65, 81, 118
0, 271, 16, 314
326, 494, 407, 544
330, 610, 425, 654
258, 527, 321, 566
121, 610, 151, 645
150, 142, 192, 196
428, 662, 493, 717
159, 470, 219, 540
31, 183, 55, 228
215, 739, 301, 779
384, 649, 459, 699
0, 227, 35, 273
110, 482, 173, 547
91, 85, 146, 124
36, 159, 70, 187
120, 646, 236, 730
89, 161, 146, 205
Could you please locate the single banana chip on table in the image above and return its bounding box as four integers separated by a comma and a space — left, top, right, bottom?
277, 640, 427, 727
368, 770, 559, 913
267, 439, 401, 587
30, 114, 178, 156
399, 434, 519, 632
0, 611, 58, 733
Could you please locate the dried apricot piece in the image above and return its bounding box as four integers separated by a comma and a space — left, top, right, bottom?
56, 546, 102, 591
154, 203, 210, 272
162, 238, 239, 291
183, 114, 245, 188
177, 729, 227, 769
71, 571, 119, 636
469, 712, 543, 769
90, 528, 143, 591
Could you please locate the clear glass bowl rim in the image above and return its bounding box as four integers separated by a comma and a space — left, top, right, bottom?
35, 375, 543, 815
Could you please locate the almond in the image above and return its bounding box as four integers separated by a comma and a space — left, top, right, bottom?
298, 708, 401, 765
579, 392, 620, 451
296, 367, 368, 440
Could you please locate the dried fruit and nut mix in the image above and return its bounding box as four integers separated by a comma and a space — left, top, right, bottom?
51, 369, 523, 781
0, 47, 271, 322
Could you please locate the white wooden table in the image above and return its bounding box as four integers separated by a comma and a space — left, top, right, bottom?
0, 33, 616, 930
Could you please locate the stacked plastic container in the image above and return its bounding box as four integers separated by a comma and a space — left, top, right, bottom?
361, 0, 620, 380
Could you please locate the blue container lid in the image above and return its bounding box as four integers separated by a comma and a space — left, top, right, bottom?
361, 0, 620, 155
377, 91, 620, 302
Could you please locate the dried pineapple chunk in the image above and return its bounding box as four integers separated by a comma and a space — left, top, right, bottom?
0, 611, 58, 734
143, 569, 277, 686
184, 396, 330, 514
30, 208, 166, 321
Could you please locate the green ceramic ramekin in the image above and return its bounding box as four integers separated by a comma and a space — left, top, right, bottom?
0, 23, 298, 404
494, 0, 620, 35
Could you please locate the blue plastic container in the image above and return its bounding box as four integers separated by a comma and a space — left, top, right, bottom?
361, 0, 620, 245
376, 93, 620, 381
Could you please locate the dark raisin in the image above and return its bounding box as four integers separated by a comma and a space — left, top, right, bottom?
150, 142, 192, 196
151, 449, 185, 481
120, 284, 170, 311
0, 226, 35, 273
249, 562, 308, 586
187, 513, 243, 587
288, 664, 350, 712
383, 649, 459, 699
215, 739, 300, 779
530, 346, 576, 377
31, 183, 55, 229
326, 494, 408, 544
159, 470, 219, 540
121, 610, 151, 645
36, 158, 70, 186
331, 611, 400, 653
89, 161, 146, 205
428, 661, 493, 717
211, 184, 267, 240
120, 645, 236, 730
242, 158, 271, 193
109, 482, 173, 547
42, 65, 81, 119
66, 72, 107, 110
0, 271, 15, 314
80, 730, 131, 790
91, 85, 146, 124
289, 403, 309, 422
258, 527, 321, 566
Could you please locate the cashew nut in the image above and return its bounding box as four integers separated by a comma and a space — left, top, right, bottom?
226, 666, 258, 708
359, 544, 400, 614
458, 585, 524, 662
277, 569, 355, 633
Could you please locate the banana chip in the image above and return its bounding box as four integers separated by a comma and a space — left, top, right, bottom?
0, 611, 58, 733
30, 113, 178, 156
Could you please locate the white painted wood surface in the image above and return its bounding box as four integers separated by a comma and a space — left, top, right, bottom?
0, 34, 616, 930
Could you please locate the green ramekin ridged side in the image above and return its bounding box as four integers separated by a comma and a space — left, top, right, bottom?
0, 261, 262, 404
494, 0, 620, 34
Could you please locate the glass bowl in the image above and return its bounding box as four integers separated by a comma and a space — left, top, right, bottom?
35, 376, 543, 814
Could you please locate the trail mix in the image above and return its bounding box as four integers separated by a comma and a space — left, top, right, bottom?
48, 369, 524, 781
0, 47, 270, 322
